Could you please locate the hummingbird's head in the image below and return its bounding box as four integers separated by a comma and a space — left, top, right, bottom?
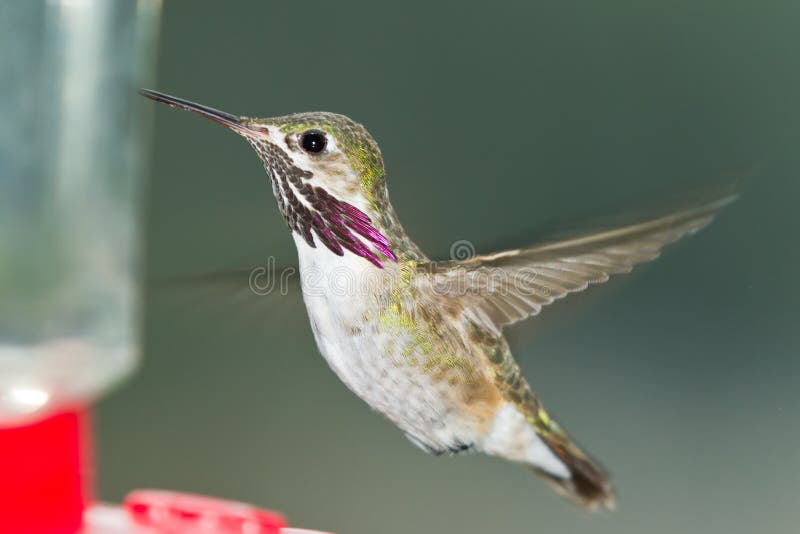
141, 89, 395, 267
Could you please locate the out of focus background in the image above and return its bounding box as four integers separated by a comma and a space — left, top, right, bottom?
97, 2, 798, 533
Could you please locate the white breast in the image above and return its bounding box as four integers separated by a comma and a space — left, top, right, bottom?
292, 235, 471, 452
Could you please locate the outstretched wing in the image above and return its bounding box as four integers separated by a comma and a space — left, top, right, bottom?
417, 195, 736, 335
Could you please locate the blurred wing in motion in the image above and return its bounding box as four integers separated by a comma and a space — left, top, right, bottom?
418, 194, 736, 335
147, 262, 304, 331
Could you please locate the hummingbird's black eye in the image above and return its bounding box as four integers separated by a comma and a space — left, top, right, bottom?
299, 130, 327, 154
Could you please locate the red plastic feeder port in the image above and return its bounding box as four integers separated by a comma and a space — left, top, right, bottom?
125, 489, 288, 534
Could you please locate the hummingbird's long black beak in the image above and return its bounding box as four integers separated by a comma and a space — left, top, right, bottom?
140, 89, 257, 135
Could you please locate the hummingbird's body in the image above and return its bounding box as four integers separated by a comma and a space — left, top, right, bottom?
294, 218, 593, 499
297, 237, 519, 456
143, 89, 734, 510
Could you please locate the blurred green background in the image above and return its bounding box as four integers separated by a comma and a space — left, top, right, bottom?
97, 1, 799, 533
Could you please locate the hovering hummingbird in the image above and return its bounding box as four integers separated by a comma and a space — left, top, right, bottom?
142, 89, 734, 510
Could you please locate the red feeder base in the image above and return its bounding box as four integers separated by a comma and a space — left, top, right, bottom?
0, 409, 90, 534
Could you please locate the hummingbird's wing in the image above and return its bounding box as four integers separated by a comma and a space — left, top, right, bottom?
148, 263, 305, 333
417, 194, 736, 335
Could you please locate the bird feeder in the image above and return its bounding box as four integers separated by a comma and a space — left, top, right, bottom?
0, 2, 329, 532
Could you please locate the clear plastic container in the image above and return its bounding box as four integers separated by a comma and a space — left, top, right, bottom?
0, 0, 161, 423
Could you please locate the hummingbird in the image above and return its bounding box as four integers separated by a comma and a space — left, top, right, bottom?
142, 89, 734, 510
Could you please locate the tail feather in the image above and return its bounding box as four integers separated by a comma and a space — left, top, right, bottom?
482, 403, 614, 510
535, 425, 615, 511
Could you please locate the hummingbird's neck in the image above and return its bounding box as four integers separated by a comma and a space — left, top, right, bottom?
363, 184, 428, 264
272, 173, 424, 268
